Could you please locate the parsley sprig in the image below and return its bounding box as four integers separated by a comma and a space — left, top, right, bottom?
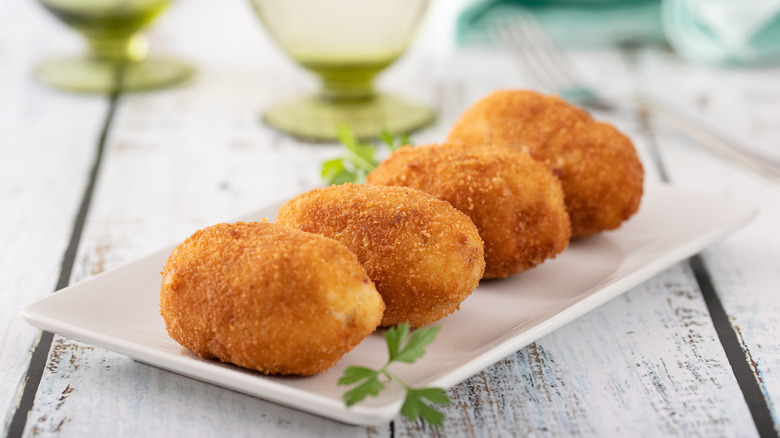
338, 323, 450, 426
321, 125, 411, 185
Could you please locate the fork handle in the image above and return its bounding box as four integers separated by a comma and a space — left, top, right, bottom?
639, 99, 780, 183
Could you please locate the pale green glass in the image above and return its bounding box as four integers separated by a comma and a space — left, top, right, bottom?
35, 0, 194, 93
249, 0, 434, 141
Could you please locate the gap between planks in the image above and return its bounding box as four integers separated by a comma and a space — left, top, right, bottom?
5, 91, 120, 438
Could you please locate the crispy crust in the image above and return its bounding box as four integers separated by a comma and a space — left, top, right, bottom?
447, 89, 644, 238
367, 143, 571, 278
276, 184, 485, 328
159, 221, 384, 376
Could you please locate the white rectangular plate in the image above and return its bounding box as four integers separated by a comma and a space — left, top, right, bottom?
22, 184, 757, 425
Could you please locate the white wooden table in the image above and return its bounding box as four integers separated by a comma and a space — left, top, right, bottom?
2, 0, 780, 436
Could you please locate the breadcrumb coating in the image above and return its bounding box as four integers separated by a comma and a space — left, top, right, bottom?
276, 184, 485, 327
447, 89, 644, 238
367, 143, 571, 278
159, 221, 384, 376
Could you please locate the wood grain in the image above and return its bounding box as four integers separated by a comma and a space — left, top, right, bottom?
0, 0, 109, 427
4, 0, 780, 435
394, 266, 756, 437
630, 48, 780, 431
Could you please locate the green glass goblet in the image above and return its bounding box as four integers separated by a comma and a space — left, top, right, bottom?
249, 0, 435, 141
35, 0, 194, 93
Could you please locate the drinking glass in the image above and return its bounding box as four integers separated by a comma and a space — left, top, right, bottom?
35, 0, 194, 93
248, 0, 434, 141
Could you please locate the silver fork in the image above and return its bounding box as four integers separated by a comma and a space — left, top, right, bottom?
491, 12, 780, 183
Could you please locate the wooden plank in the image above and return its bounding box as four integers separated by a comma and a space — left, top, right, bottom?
23, 49, 762, 438
22, 79, 383, 438
632, 49, 780, 431
391, 48, 760, 436
26, 338, 389, 437
0, 0, 109, 428
14, 0, 778, 434
18, 1, 381, 435
396, 265, 757, 436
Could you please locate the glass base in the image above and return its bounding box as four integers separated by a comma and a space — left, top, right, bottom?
35, 56, 194, 93
262, 93, 435, 142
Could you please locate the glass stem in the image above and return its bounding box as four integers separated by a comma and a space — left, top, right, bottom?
87, 33, 148, 64
320, 74, 376, 102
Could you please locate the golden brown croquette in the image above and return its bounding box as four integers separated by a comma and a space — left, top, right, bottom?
447, 89, 644, 238
276, 184, 485, 328
367, 143, 571, 278
159, 221, 384, 376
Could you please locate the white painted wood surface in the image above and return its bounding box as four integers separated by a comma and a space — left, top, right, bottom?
0, 0, 109, 428
2, 0, 779, 436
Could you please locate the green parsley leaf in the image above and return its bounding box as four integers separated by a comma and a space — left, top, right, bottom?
339, 323, 449, 426
338, 366, 384, 407
411, 387, 450, 405
321, 158, 359, 186
401, 388, 449, 426
338, 366, 379, 385
320, 157, 345, 179
393, 325, 441, 364
380, 131, 394, 148
337, 125, 376, 172
320, 125, 414, 186
380, 130, 411, 152
385, 322, 411, 362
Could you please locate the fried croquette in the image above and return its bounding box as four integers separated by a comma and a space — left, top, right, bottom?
276, 184, 485, 328
447, 89, 644, 238
366, 143, 571, 278
159, 221, 384, 376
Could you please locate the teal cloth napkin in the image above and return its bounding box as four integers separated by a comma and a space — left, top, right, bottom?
456, 0, 666, 47
663, 0, 780, 64
457, 0, 780, 64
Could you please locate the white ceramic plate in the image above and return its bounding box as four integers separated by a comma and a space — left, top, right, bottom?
22, 184, 757, 425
